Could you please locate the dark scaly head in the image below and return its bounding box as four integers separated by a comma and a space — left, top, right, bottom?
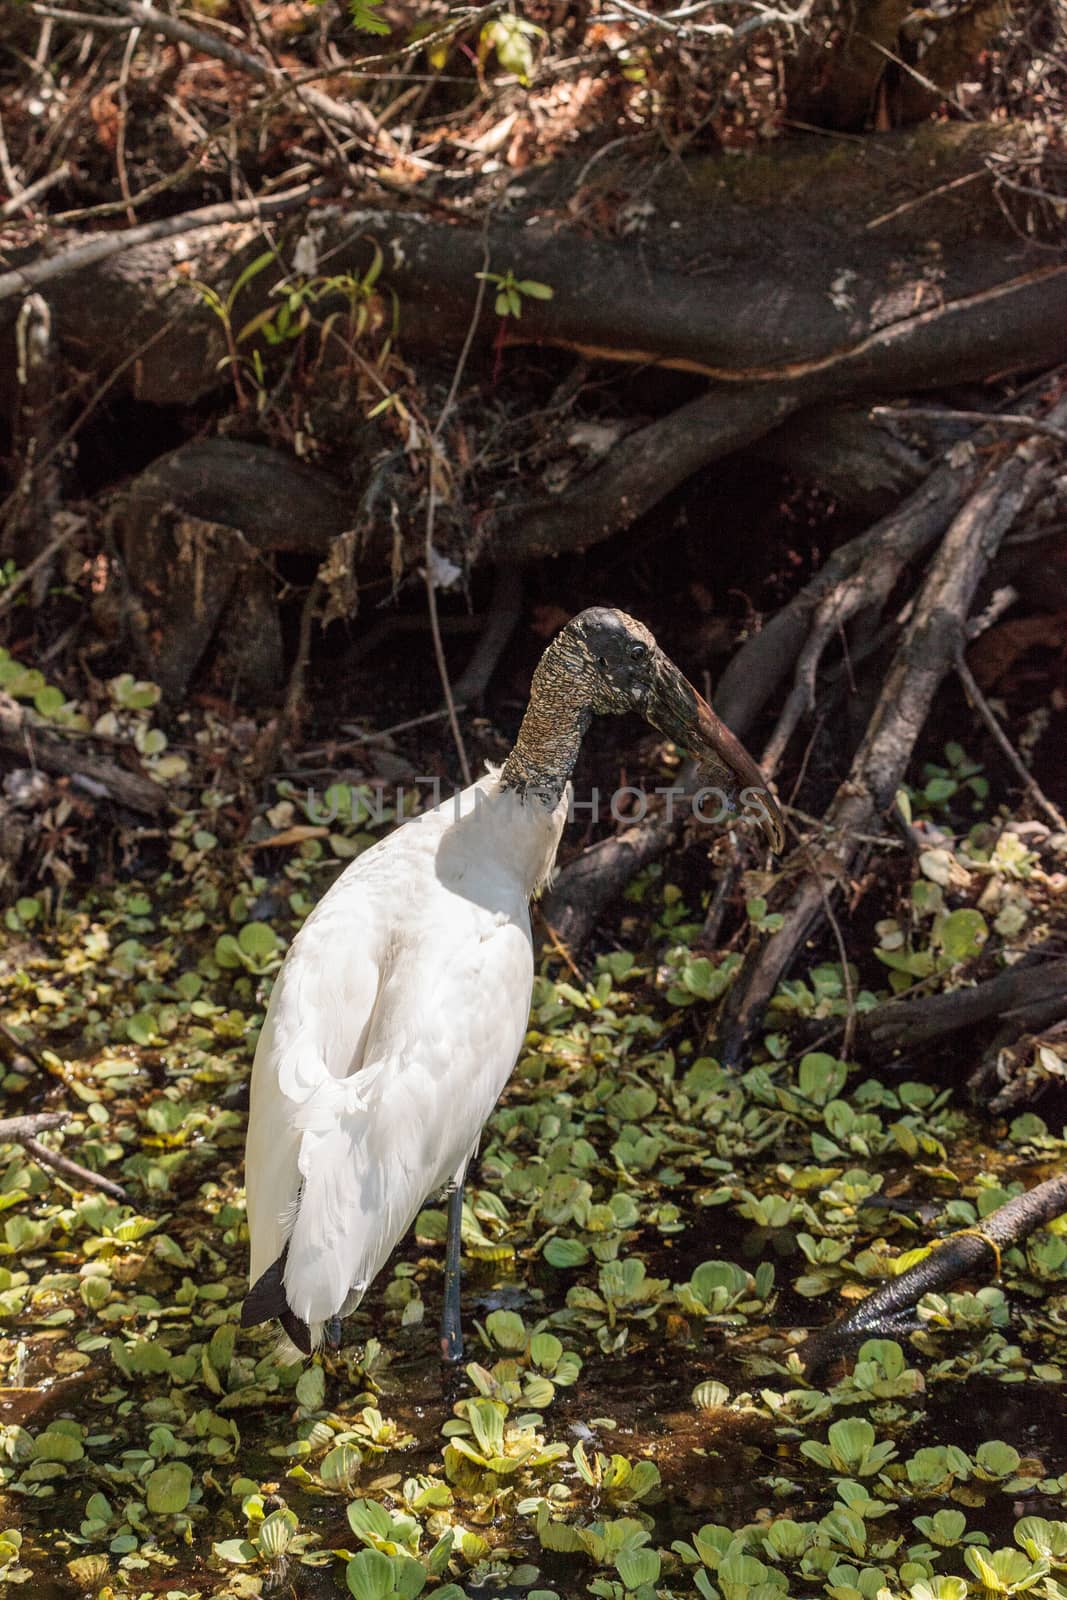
502, 606, 784, 852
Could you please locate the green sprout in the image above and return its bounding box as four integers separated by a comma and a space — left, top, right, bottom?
475, 267, 554, 319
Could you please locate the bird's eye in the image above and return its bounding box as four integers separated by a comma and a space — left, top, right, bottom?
597, 655, 609, 669
629, 642, 648, 662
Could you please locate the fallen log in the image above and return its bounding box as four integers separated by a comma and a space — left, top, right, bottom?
3, 132, 1065, 571
797, 1169, 1067, 1376
5, 132, 1062, 403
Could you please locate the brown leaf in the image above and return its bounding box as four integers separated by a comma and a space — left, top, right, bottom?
89, 84, 120, 153
258, 825, 329, 847
967, 609, 1067, 690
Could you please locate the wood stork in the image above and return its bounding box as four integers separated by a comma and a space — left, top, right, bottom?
241, 607, 783, 1358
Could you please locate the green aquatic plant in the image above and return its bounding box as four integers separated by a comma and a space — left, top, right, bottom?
674, 1259, 775, 1324
467, 1315, 582, 1408
571, 1441, 661, 1508
830, 1339, 926, 1409
963, 1545, 1050, 1593
800, 1419, 897, 1478
214, 1500, 324, 1572
441, 1397, 567, 1483
917, 1286, 1011, 1331
564, 1257, 671, 1349
1, 744, 1065, 1595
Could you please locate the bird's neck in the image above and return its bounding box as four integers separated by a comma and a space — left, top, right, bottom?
500, 697, 590, 807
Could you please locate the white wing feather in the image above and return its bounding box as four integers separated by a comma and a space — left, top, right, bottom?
244, 774, 563, 1343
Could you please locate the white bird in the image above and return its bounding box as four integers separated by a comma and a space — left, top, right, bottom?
241, 607, 783, 1357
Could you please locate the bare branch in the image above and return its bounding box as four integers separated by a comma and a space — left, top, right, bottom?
873, 404, 1067, 448
0, 1111, 130, 1203
98, 0, 383, 143
0, 181, 324, 306
798, 1169, 1067, 1375
0, 161, 72, 221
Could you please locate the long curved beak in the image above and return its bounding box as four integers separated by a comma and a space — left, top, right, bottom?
644, 652, 785, 853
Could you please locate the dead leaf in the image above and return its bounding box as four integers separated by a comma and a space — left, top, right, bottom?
258, 825, 329, 847
967, 610, 1067, 690
89, 84, 120, 153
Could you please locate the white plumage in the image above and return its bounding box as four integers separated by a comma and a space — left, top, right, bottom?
242, 605, 782, 1357
244, 770, 567, 1348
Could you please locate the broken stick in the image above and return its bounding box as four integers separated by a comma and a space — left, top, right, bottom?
0, 1110, 130, 1203
798, 1169, 1067, 1376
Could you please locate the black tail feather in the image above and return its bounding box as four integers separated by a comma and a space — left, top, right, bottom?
278, 1304, 313, 1355
241, 1245, 313, 1354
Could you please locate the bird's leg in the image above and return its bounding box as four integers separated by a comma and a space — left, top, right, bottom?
440, 1178, 465, 1363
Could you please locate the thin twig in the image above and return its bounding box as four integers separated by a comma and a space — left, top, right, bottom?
114, 22, 141, 224
698, 842, 740, 949
540, 918, 585, 982
0, 1111, 130, 1203
955, 644, 1067, 831
865, 169, 988, 231
282, 577, 324, 745
51, 149, 215, 221
857, 33, 975, 121
33, 13, 55, 75
422, 226, 493, 786
0, 104, 23, 199
0, 180, 325, 306
29, 3, 132, 26
98, 0, 383, 145
0, 1113, 67, 1140
234, 0, 359, 182
761, 682, 806, 777
572, 132, 652, 192
287, 1, 506, 78
0, 161, 72, 221
290, 705, 472, 764
814, 854, 857, 1058
21, 1134, 131, 1203
873, 404, 1067, 448
0, 518, 83, 615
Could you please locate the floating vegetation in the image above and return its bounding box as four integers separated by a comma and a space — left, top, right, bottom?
1, 758, 1066, 1599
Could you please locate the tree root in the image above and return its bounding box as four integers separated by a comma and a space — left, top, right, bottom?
543, 407, 1004, 950
797, 1169, 1067, 1376
861, 956, 1067, 1054
749, 402, 929, 520
493, 386, 800, 558
715, 395, 1067, 1065
741, 403, 1065, 771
